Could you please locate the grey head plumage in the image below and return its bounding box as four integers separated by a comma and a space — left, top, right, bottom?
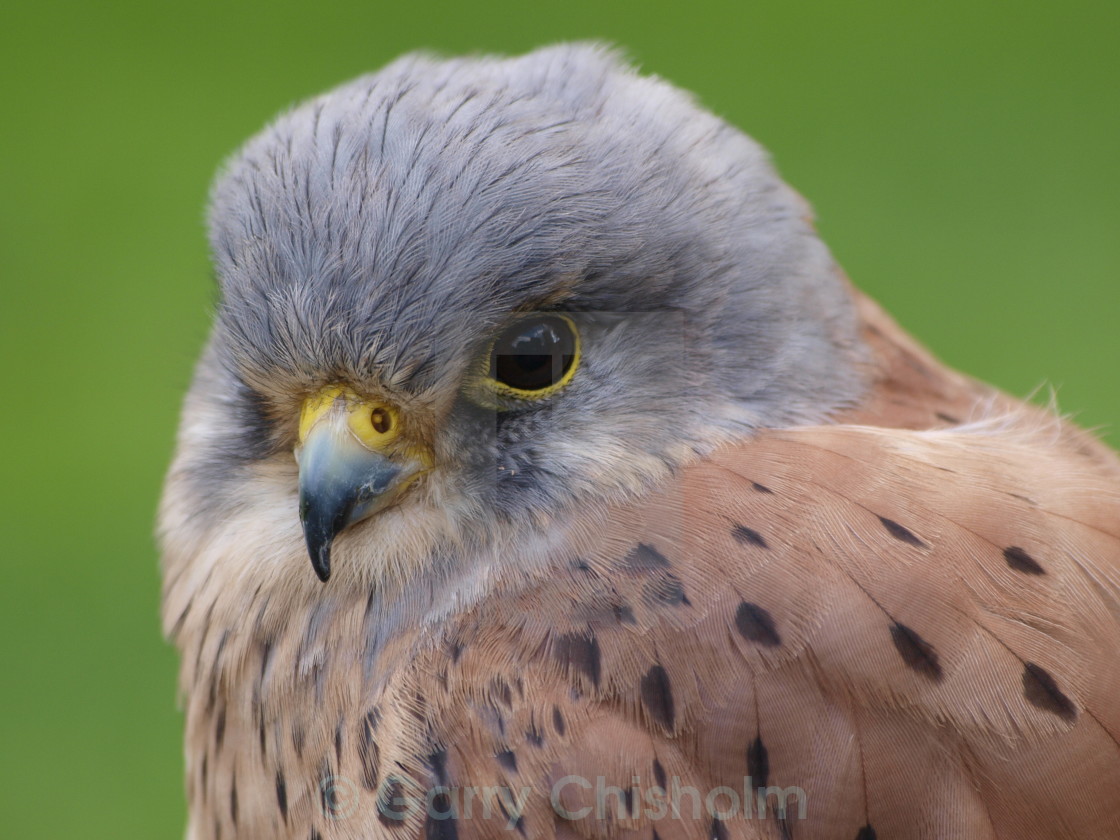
177, 43, 867, 583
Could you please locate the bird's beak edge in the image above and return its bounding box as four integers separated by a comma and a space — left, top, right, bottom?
295, 388, 430, 582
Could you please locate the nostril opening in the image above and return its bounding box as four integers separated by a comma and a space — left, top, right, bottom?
370, 407, 392, 435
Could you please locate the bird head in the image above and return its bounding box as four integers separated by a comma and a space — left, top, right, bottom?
161, 44, 866, 593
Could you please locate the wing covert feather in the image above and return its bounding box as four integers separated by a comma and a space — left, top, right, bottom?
409, 419, 1120, 839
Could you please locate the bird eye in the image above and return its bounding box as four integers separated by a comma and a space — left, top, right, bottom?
486, 314, 579, 398
369, 407, 393, 434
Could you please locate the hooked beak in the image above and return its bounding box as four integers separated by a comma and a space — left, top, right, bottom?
295, 387, 431, 582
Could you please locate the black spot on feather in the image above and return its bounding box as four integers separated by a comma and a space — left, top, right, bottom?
751, 482, 773, 494
496, 795, 526, 835
711, 817, 729, 840
214, 703, 226, 751
877, 516, 927, 547
291, 720, 306, 758
358, 711, 380, 791
553, 632, 601, 687
856, 826, 878, 840
732, 524, 769, 549
425, 803, 459, 840
426, 748, 448, 784
621, 787, 635, 817
613, 602, 636, 624
423, 754, 460, 838
496, 749, 518, 772
492, 677, 513, 708
275, 772, 288, 822
890, 622, 943, 681
552, 706, 566, 737
747, 736, 769, 788
1022, 663, 1077, 721
230, 774, 238, 826
735, 602, 782, 647
378, 778, 410, 828
318, 761, 338, 817
623, 543, 671, 571
169, 593, 194, 640
205, 629, 229, 713
1004, 546, 1045, 575
644, 574, 690, 607
640, 665, 675, 730
652, 758, 667, 790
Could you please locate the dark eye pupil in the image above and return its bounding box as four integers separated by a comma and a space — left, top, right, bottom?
491, 316, 576, 391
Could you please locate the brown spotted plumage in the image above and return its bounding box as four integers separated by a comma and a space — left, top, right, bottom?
160, 45, 1120, 839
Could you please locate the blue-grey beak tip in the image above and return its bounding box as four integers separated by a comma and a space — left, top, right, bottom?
297, 433, 405, 583
300, 491, 346, 582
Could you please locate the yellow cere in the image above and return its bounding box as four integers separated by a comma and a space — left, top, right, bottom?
298, 385, 347, 442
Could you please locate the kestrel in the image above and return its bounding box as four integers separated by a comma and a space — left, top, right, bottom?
159, 45, 1120, 840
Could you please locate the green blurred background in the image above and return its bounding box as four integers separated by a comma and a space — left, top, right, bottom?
1, 1, 1116, 836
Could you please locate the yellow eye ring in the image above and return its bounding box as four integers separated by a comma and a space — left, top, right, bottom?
479, 313, 580, 402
